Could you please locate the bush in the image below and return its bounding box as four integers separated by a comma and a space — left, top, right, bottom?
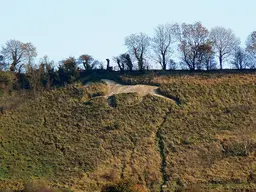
101, 180, 148, 192
221, 139, 250, 157
58, 57, 80, 85
0, 71, 15, 94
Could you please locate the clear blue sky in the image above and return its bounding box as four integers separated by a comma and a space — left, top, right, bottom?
0, 0, 255, 65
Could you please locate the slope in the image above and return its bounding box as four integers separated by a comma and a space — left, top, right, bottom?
0, 72, 256, 192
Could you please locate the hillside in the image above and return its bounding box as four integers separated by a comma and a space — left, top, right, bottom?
0, 72, 256, 191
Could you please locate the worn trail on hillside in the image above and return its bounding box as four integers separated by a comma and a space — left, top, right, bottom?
99, 79, 176, 103
156, 108, 172, 192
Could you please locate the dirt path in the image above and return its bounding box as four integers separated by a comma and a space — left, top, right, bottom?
101, 79, 174, 102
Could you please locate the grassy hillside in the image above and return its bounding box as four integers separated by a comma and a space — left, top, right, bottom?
0, 72, 256, 191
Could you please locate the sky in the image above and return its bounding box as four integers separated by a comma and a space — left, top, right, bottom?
0, 0, 255, 66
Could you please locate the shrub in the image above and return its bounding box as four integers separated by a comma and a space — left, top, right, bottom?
221, 140, 250, 157
101, 180, 148, 192
0, 71, 15, 94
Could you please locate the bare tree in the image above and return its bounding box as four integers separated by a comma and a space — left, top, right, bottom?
79, 54, 98, 70
245, 31, 256, 69
177, 22, 210, 70
246, 31, 256, 51
169, 59, 177, 70
23, 42, 37, 65
197, 42, 216, 70
120, 54, 133, 72
113, 53, 133, 72
231, 47, 247, 70
209, 27, 240, 69
125, 33, 151, 71
0, 55, 5, 71
152, 24, 178, 70
113, 56, 125, 72
1, 39, 37, 72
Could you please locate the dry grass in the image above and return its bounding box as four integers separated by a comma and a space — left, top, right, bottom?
0, 72, 256, 191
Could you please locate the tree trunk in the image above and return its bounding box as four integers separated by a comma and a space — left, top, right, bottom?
117, 60, 124, 72
83, 62, 86, 70
162, 55, 166, 70
219, 55, 223, 70
10, 61, 17, 72
138, 60, 144, 71
106, 59, 110, 69
18, 64, 24, 74
192, 62, 196, 70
